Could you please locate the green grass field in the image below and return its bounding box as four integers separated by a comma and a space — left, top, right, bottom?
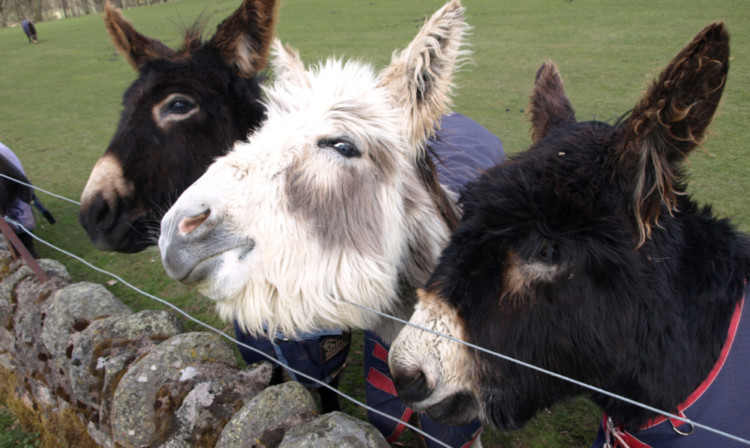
0, 0, 748, 446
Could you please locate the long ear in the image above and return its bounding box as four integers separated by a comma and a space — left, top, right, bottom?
616, 22, 729, 245
269, 38, 310, 86
378, 0, 469, 154
528, 61, 576, 143
208, 0, 279, 77
104, 1, 175, 71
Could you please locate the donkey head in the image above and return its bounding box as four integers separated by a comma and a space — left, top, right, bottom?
159, 0, 468, 343
79, 0, 277, 253
389, 22, 746, 431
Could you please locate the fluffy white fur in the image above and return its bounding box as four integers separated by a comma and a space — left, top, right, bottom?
159, 0, 468, 344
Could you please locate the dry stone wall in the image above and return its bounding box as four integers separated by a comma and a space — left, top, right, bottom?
0, 241, 388, 447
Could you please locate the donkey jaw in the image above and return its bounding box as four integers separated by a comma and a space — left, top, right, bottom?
159, 203, 256, 297
424, 392, 480, 426
79, 205, 151, 253
390, 357, 479, 425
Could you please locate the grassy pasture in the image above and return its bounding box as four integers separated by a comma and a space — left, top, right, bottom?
0, 0, 748, 446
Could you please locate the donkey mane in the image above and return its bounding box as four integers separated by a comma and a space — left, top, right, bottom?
178, 23, 208, 54
420, 145, 461, 231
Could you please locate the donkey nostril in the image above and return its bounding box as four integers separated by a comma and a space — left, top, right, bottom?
93, 201, 111, 228
393, 368, 431, 403
85, 195, 116, 230
178, 209, 210, 235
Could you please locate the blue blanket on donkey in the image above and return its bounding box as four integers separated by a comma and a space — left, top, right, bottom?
591, 283, 750, 448
432, 112, 505, 193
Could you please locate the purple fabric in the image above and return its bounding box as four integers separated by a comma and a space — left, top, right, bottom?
21, 20, 36, 41
431, 112, 505, 194
0, 143, 35, 231
233, 322, 350, 388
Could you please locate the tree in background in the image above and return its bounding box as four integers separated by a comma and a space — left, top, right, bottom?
0, 0, 170, 27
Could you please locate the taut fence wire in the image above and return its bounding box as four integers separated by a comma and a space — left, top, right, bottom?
3, 173, 749, 447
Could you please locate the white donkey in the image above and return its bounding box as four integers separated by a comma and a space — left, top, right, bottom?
160, 0, 468, 344
160, 1, 492, 445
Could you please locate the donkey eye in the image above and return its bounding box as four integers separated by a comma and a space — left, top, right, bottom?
334, 141, 359, 157
319, 138, 361, 158
536, 239, 561, 263
166, 97, 195, 115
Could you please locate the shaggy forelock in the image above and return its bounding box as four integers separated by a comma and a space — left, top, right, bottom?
264, 57, 404, 154
262, 57, 418, 254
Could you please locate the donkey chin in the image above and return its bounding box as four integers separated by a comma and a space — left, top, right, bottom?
393, 367, 480, 426
78, 202, 152, 253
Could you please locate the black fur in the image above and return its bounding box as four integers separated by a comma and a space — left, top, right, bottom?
422, 22, 750, 431
96, 50, 265, 252
79, 0, 273, 253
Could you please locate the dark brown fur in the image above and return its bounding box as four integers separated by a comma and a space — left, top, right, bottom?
615, 23, 729, 245
393, 23, 750, 438
79, 0, 277, 252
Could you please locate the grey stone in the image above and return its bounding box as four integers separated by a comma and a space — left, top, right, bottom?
87, 421, 115, 448
41, 282, 132, 361
216, 381, 319, 448
0, 245, 397, 448
0, 259, 70, 327
159, 362, 273, 448
11, 273, 73, 405
0, 259, 71, 295
35, 259, 72, 283
0, 281, 14, 329
279, 412, 390, 448
68, 309, 184, 409
0, 350, 14, 370
0, 258, 34, 320
111, 331, 237, 447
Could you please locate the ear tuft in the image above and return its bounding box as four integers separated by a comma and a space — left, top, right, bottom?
528, 61, 577, 143
616, 21, 729, 246
209, 0, 279, 77
269, 39, 309, 86
103, 1, 174, 71
378, 0, 470, 152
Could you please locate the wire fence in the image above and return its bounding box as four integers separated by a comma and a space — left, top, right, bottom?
3, 173, 750, 448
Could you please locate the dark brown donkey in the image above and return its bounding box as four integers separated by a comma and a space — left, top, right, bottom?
79, 0, 275, 253
79, 0, 354, 415
390, 22, 750, 447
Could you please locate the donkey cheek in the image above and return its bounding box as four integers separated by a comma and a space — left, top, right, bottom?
197, 254, 254, 301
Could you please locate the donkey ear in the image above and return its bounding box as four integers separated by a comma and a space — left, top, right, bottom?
208, 0, 279, 77
378, 0, 469, 152
615, 22, 729, 244
528, 61, 576, 143
269, 39, 310, 86
104, 1, 174, 70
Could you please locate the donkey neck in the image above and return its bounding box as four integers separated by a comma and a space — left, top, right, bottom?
373, 120, 505, 343
601, 210, 750, 428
